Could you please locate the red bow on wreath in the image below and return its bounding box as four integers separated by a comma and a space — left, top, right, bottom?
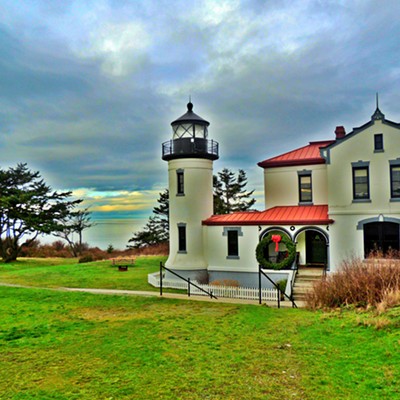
271, 235, 281, 252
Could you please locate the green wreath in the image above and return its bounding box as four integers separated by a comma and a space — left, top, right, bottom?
256, 233, 296, 270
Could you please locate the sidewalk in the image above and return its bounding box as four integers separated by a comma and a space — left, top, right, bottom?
0, 282, 303, 308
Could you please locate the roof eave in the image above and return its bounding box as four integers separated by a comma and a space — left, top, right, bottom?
258, 158, 326, 169
203, 218, 334, 226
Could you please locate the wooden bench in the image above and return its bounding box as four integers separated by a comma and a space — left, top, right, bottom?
111, 258, 135, 271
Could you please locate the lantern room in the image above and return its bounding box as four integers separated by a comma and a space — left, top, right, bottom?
162, 101, 219, 161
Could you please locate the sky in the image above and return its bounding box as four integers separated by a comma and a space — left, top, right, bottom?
1, 0, 400, 223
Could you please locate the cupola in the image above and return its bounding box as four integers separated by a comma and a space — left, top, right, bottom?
162, 102, 219, 161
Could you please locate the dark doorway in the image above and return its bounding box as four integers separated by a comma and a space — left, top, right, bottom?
364, 222, 400, 256
306, 231, 327, 265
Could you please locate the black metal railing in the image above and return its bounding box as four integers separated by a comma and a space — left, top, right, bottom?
258, 267, 297, 308
162, 138, 219, 161
159, 262, 218, 299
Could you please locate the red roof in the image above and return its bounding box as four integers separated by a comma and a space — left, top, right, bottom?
203, 205, 333, 226
258, 140, 334, 168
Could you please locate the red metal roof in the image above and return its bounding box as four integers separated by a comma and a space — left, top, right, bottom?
203, 205, 333, 226
258, 140, 334, 168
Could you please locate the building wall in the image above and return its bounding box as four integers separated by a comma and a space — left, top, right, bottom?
205, 225, 260, 274
166, 158, 213, 271
326, 119, 400, 270
263, 164, 328, 209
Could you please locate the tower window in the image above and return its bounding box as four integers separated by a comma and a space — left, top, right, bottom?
298, 171, 312, 204
178, 224, 186, 253
374, 134, 384, 152
177, 170, 184, 195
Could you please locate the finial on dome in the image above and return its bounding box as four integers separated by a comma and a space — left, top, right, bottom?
187, 96, 193, 112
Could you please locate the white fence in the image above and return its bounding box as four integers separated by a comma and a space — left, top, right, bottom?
148, 272, 278, 301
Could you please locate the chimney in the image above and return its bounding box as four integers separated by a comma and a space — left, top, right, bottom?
335, 126, 346, 140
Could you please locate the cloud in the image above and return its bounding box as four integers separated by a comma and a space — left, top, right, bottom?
1, 0, 400, 222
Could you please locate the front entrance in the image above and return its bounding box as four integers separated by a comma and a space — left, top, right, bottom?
305, 230, 327, 265
364, 222, 400, 256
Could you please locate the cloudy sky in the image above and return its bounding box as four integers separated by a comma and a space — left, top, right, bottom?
1, 0, 400, 221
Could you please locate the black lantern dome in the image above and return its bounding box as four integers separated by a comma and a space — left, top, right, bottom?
162, 102, 219, 161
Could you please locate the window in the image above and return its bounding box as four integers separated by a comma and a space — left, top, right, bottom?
227, 231, 239, 257
353, 166, 370, 200
178, 224, 186, 252
374, 134, 383, 152
223, 227, 242, 259
298, 171, 312, 203
177, 170, 184, 195
391, 165, 400, 199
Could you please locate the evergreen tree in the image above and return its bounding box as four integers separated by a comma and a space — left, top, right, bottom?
127, 189, 169, 249
213, 168, 256, 214
0, 163, 82, 262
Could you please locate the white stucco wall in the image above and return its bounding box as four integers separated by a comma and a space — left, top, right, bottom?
326, 119, 400, 271
263, 164, 328, 209
205, 225, 260, 273
166, 158, 214, 271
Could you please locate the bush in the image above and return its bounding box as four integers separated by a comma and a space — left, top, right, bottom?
78, 254, 94, 264
306, 257, 400, 310
210, 279, 240, 287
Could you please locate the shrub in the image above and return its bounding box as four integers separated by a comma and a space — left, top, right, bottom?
306, 257, 400, 310
210, 279, 240, 287
78, 254, 94, 264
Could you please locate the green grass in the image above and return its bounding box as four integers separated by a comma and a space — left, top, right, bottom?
0, 287, 399, 399
0, 256, 167, 291
1, 258, 400, 399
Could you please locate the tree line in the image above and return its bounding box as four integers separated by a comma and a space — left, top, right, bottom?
128, 168, 256, 248
0, 163, 93, 262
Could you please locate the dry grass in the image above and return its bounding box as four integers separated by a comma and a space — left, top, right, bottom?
21, 240, 168, 260
306, 256, 400, 310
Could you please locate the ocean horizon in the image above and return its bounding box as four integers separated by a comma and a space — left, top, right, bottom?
40, 218, 147, 251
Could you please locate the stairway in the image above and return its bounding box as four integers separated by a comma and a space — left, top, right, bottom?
292, 266, 324, 302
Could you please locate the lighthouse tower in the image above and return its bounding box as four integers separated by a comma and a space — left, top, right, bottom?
162, 101, 219, 279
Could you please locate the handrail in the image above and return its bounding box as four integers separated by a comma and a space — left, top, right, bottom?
159, 262, 218, 299
258, 267, 297, 308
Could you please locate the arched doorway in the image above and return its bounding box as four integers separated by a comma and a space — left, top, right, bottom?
305, 231, 327, 265
364, 222, 400, 256
294, 228, 328, 267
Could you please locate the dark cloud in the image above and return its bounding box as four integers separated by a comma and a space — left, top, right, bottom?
1, 0, 400, 218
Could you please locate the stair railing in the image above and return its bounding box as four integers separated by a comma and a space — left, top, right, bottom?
159, 262, 218, 300
258, 267, 297, 308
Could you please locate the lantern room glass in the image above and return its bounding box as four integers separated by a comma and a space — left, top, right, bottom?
173, 123, 208, 139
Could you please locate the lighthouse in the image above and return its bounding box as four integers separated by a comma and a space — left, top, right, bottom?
162, 101, 219, 279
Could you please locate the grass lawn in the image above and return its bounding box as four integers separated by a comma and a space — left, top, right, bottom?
0, 256, 167, 292
0, 286, 400, 399
1, 258, 400, 399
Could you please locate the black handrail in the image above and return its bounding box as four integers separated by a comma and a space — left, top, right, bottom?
258, 267, 297, 308
159, 262, 218, 300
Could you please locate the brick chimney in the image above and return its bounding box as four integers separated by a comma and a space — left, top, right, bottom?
335, 126, 346, 140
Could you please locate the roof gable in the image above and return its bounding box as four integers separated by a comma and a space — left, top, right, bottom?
320, 112, 400, 163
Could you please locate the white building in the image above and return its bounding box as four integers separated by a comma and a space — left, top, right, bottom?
162, 101, 400, 289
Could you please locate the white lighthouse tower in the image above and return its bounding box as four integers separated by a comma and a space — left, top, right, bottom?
162, 101, 219, 279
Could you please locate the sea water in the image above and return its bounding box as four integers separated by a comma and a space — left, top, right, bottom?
39, 219, 147, 251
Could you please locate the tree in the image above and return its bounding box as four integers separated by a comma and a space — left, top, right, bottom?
127, 189, 169, 249
213, 168, 256, 214
53, 207, 95, 256
0, 163, 82, 262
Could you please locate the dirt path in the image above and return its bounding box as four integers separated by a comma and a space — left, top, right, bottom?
0, 282, 302, 307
